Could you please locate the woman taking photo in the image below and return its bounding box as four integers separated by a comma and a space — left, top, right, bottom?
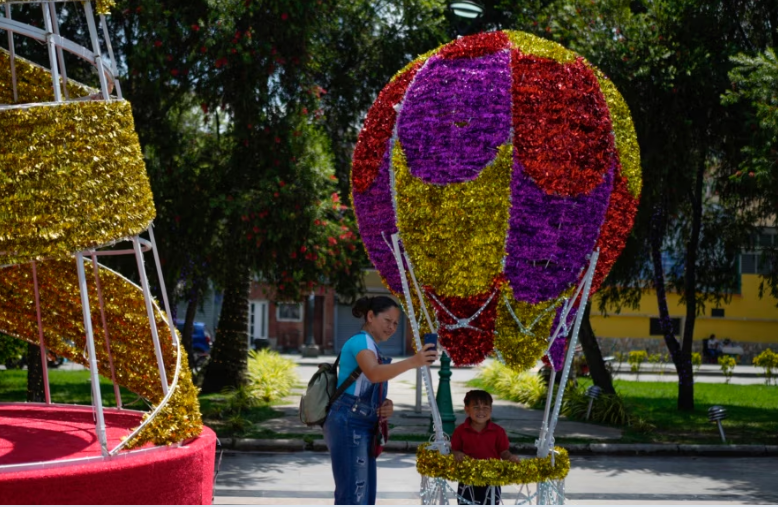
324, 295, 437, 505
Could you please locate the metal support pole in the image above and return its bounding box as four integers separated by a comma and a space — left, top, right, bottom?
132, 236, 169, 395
75, 252, 108, 457
41, 2, 62, 102
147, 226, 178, 347
390, 233, 448, 453
4, 4, 18, 102
89, 252, 122, 408
415, 367, 422, 413
99, 14, 121, 99
541, 250, 599, 458
31, 262, 51, 405
48, 2, 69, 100
83, 1, 109, 100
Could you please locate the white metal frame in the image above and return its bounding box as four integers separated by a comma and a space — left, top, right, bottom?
0, 0, 117, 111
395, 230, 600, 504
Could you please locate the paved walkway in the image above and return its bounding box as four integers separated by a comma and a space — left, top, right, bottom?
256, 355, 620, 447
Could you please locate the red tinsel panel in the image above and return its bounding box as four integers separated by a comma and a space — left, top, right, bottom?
589, 166, 639, 294
427, 286, 498, 365
512, 51, 615, 197
352, 62, 421, 194
438, 31, 510, 60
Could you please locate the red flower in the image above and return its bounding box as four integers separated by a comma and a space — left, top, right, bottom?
253, 226, 260, 233
191, 24, 200, 31
275, 136, 281, 143
291, 252, 297, 259
328, 237, 338, 246
166, 54, 173, 62
331, 192, 340, 203
300, 246, 307, 253
154, 40, 162, 48
171, 69, 179, 76
201, 46, 207, 53
215, 57, 228, 68
281, 12, 288, 20
279, 180, 286, 187
274, 192, 279, 197
301, 107, 308, 115
200, 103, 208, 114
749, 172, 755, 177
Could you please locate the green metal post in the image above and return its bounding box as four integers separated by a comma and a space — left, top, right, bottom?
429, 351, 457, 435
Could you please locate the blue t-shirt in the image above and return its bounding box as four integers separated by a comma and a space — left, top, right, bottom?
337, 331, 380, 397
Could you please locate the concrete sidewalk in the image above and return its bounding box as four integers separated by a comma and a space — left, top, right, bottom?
218, 354, 777, 457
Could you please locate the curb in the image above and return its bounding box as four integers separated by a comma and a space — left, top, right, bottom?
217, 438, 778, 457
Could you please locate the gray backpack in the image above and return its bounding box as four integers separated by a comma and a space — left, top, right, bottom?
299, 354, 361, 426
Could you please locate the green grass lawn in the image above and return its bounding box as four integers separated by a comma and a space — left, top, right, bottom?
1, 369, 286, 438
0, 369, 137, 407
586, 378, 778, 445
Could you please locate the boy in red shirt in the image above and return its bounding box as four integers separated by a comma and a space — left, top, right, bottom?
451, 390, 521, 505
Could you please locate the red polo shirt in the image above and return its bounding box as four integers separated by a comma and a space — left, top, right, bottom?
450, 418, 510, 460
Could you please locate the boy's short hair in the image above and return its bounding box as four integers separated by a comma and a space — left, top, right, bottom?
464, 390, 493, 407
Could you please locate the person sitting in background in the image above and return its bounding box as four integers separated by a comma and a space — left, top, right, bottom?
707, 334, 721, 359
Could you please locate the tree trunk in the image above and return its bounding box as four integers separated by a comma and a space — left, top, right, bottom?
578, 302, 616, 395
201, 272, 249, 394
677, 161, 707, 411
650, 204, 693, 411
182, 292, 198, 369
26, 343, 45, 402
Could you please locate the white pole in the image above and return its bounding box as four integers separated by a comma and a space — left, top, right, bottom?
147, 226, 178, 347
82, 1, 109, 100
132, 236, 169, 395
75, 252, 109, 457
31, 262, 51, 405
540, 249, 599, 458
89, 252, 122, 408
389, 233, 448, 453
99, 14, 122, 99
40, 2, 62, 102
4, 4, 18, 103
47, 2, 69, 100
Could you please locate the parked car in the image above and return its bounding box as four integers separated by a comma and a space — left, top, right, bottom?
174, 320, 212, 373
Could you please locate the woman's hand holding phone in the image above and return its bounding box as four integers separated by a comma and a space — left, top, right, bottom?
414, 342, 438, 367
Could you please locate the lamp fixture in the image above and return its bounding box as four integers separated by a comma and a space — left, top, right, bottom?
450, 1, 484, 20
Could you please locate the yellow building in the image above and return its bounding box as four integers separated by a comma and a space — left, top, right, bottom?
591, 273, 778, 360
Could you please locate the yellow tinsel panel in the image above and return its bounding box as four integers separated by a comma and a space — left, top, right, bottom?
416, 444, 570, 486
0, 259, 202, 448
0, 49, 96, 105
494, 283, 572, 372
592, 67, 642, 198
505, 30, 577, 63
0, 100, 155, 264
394, 142, 513, 299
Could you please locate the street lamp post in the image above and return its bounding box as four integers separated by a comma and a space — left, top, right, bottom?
301, 293, 320, 358
449, 1, 484, 36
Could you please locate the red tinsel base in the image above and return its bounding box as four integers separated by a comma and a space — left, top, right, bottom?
0, 403, 216, 505
427, 287, 498, 365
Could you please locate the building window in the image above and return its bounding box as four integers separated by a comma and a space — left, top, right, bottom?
711, 308, 725, 318
277, 303, 303, 322
649, 317, 681, 336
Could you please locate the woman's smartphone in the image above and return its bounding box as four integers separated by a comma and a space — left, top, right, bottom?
423, 333, 438, 351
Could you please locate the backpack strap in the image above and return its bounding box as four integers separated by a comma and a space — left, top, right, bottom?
327, 362, 362, 412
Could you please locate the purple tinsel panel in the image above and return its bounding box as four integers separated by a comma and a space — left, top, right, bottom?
505, 154, 614, 304
352, 142, 403, 293
397, 51, 512, 184
548, 305, 578, 370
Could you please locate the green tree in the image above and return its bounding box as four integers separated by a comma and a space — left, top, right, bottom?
532, 0, 778, 410
723, 47, 778, 300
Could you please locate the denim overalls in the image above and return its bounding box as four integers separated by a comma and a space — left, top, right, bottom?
323, 339, 390, 505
